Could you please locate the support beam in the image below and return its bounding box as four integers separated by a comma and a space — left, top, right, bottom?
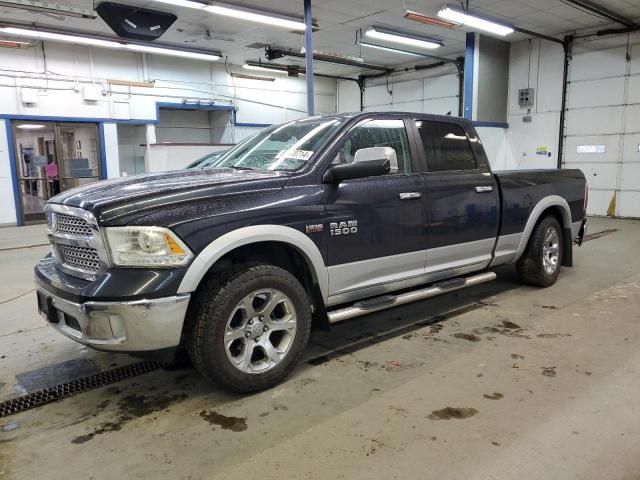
303, 0, 314, 116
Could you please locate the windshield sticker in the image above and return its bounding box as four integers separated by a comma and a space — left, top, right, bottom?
276, 149, 314, 161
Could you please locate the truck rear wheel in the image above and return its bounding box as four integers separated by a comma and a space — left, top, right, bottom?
186, 264, 312, 393
516, 215, 563, 287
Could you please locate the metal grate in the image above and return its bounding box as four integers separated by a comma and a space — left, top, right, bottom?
56, 213, 94, 237
59, 244, 101, 272
0, 361, 160, 417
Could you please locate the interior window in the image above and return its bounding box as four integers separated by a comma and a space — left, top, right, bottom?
415, 120, 477, 172
333, 119, 412, 174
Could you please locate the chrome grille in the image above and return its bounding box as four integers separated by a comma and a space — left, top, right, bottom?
58, 245, 101, 272
56, 213, 94, 237
46, 205, 106, 280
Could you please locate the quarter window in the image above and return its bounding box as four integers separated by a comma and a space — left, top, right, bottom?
415, 120, 477, 172
334, 119, 412, 174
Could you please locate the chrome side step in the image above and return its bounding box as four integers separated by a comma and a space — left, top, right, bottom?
327, 271, 497, 324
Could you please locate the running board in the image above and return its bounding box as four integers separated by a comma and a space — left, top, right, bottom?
327, 272, 497, 324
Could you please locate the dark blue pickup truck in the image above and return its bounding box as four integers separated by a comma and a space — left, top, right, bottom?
35, 112, 587, 392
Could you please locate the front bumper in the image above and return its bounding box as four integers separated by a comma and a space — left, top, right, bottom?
36, 282, 191, 352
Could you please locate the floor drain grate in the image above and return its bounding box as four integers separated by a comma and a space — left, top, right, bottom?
582, 228, 618, 242
0, 361, 160, 418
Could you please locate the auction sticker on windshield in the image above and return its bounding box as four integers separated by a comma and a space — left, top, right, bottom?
276, 149, 314, 161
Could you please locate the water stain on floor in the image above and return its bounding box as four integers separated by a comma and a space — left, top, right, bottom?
452, 333, 481, 342
483, 392, 504, 400
537, 333, 572, 338
428, 407, 478, 420
200, 410, 247, 432
542, 366, 557, 377
70, 392, 188, 444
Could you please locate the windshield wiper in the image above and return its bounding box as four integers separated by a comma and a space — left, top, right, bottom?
227, 165, 254, 171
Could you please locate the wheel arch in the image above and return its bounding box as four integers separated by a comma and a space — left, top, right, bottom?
513, 195, 572, 264
177, 225, 329, 302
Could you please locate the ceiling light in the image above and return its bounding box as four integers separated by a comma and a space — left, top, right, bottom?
243, 63, 287, 74
205, 4, 306, 30
126, 44, 220, 61
437, 6, 514, 36
365, 26, 442, 50
149, 0, 306, 30
17, 124, 46, 129
231, 72, 275, 82
359, 41, 424, 57
0, 27, 220, 62
404, 10, 455, 29
0, 27, 123, 49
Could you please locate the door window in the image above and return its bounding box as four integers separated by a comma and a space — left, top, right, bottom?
415, 120, 477, 172
334, 119, 412, 174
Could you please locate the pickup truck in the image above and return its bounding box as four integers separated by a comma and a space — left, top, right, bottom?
35, 112, 588, 392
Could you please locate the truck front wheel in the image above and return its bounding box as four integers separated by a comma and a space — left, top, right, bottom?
516, 215, 563, 287
186, 264, 312, 393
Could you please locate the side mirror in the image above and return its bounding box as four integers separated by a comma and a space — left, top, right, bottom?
323, 158, 390, 183
353, 146, 398, 174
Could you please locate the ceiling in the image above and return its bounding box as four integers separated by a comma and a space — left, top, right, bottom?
1, 0, 639, 76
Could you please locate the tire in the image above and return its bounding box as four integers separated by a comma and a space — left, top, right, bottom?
186, 264, 312, 393
516, 215, 563, 287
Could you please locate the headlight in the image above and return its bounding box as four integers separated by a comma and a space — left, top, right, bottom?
104, 226, 193, 267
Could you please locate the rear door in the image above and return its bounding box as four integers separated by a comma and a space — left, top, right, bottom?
323, 117, 427, 302
411, 118, 499, 277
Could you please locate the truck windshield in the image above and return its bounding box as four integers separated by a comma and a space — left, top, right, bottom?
214, 117, 344, 172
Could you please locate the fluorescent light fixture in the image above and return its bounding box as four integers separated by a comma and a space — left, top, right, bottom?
150, 0, 306, 30
0, 27, 123, 49
243, 63, 287, 74
359, 41, 424, 57
0, 27, 220, 62
16, 124, 46, 129
205, 4, 306, 30
365, 26, 442, 50
437, 6, 514, 36
126, 44, 220, 61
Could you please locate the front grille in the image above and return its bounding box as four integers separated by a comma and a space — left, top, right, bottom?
58, 244, 101, 272
56, 213, 94, 237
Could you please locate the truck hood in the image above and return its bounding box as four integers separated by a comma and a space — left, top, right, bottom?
49, 168, 290, 224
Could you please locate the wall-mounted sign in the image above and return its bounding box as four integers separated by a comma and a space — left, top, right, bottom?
536, 146, 550, 157
577, 145, 606, 154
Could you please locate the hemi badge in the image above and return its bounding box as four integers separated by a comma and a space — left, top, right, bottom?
305, 224, 323, 234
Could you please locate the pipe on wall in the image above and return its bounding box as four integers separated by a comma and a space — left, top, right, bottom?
557, 36, 573, 170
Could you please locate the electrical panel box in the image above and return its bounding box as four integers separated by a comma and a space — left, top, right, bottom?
20, 88, 37, 105
83, 84, 102, 102
518, 87, 535, 107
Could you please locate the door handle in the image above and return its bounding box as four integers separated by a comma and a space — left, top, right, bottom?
475, 186, 493, 193
399, 192, 422, 200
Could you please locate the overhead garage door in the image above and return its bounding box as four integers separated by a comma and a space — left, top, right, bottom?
563, 33, 640, 218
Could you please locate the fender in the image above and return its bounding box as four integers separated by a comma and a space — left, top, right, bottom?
177, 225, 329, 300
513, 195, 572, 263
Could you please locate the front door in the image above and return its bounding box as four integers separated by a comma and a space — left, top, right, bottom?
12, 121, 101, 224
412, 118, 500, 277
323, 118, 427, 303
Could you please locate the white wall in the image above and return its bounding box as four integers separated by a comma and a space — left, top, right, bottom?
505, 39, 564, 171
0, 41, 337, 224
360, 65, 460, 115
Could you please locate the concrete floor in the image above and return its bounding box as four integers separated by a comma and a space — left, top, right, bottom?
1, 217, 640, 480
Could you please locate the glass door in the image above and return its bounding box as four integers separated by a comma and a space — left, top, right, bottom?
55, 123, 101, 191
12, 121, 101, 224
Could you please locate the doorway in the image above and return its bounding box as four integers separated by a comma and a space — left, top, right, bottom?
12, 121, 102, 224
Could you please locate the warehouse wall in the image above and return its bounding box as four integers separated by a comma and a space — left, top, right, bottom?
0, 41, 337, 224
506, 32, 640, 218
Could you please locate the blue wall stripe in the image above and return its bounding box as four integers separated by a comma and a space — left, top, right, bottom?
4, 120, 23, 226
463, 32, 475, 121
98, 123, 108, 180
